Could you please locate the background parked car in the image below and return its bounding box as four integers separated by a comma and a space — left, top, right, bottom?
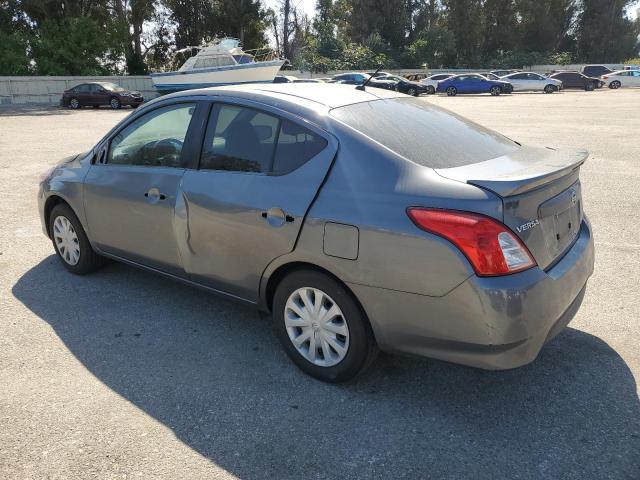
581, 65, 612, 78
405, 73, 428, 82
419, 73, 455, 91
601, 70, 640, 89
375, 74, 431, 95
61, 82, 143, 109
273, 75, 298, 83
293, 78, 324, 83
331, 72, 369, 85
479, 72, 501, 80
491, 69, 520, 77
437, 74, 512, 96
548, 71, 603, 91
500, 72, 562, 93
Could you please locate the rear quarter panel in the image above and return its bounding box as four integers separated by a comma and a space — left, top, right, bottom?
283, 120, 504, 298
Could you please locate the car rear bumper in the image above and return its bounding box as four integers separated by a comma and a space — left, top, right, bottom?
349, 218, 595, 370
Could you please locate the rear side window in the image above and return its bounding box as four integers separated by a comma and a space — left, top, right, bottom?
330, 97, 519, 169
200, 105, 327, 174
273, 120, 327, 173
200, 104, 279, 173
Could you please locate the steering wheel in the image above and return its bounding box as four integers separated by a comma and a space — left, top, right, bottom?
139, 138, 183, 166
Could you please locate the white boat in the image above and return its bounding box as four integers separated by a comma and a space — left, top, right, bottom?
151, 38, 285, 93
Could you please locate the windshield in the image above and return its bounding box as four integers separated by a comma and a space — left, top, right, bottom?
330, 97, 520, 169
101, 82, 125, 92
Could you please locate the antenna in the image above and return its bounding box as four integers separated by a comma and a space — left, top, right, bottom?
356, 65, 383, 91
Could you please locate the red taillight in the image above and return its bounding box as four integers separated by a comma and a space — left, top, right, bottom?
602, 75, 608, 79
407, 208, 536, 276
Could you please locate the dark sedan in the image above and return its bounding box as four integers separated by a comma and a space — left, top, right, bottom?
548, 72, 604, 91
61, 82, 144, 109
376, 74, 431, 96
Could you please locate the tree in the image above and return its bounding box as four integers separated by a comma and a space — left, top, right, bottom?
443, 0, 483, 66
576, 0, 640, 62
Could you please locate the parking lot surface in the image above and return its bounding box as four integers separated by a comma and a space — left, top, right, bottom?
1, 90, 639, 479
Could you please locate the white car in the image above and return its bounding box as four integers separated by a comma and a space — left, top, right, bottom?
601, 70, 640, 89
500, 72, 562, 93
419, 73, 454, 93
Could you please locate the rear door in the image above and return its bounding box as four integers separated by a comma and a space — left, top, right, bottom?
75, 84, 91, 104
83, 101, 203, 275
507, 73, 528, 91
179, 101, 338, 301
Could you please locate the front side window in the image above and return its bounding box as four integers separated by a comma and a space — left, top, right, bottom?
108, 103, 195, 168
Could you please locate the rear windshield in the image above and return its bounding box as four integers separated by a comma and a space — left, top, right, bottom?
330, 97, 519, 169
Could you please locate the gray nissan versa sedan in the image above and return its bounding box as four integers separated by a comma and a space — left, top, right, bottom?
38, 83, 595, 382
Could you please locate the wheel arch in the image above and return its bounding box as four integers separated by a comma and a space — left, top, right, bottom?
43, 195, 75, 238
262, 260, 379, 345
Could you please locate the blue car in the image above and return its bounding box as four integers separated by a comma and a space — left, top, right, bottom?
436, 74, 513, 96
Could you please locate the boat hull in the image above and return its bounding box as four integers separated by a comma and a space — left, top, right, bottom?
150, 60, 285, 93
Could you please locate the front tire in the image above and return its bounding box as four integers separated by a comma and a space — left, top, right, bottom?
585, 82, 595, 91
609, 81, 621, 89
49, 204, 104, 275
109, 97, 121, 109
407, 87, 417, 96
446, 86, 457, 96
544, 84, 556, 93
490, 85, 502, 96
272, 270, 377, 382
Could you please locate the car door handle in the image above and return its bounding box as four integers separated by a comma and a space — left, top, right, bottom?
144, 188, 166, 201
261, 208, 294, 227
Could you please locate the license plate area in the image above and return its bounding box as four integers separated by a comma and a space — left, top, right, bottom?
538, 183, 582, 257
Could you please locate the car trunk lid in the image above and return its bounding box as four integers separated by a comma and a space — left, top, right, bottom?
435, 146, 588, 270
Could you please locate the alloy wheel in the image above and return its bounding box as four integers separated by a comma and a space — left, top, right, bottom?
284, 287, 350, 367
610, 81, 621, 89
53, 215, 80, 266
490, 86, 501, 96
110, 98, 121, 109
70, 98, 80, 109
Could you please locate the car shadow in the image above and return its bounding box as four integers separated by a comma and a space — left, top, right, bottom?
0, 104, 74, 116
12, 257, 640, 479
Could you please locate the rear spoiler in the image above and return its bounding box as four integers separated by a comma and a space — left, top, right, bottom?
435, 147, 588, 197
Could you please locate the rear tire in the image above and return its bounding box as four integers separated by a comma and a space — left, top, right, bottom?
609, 81, 621, 89
69, 98, 81, 109
585, 82, 595, 91
446, 86, 457, 96
427, 85, 435, 95
272, 270, 378, 383
49, 203, 104, 275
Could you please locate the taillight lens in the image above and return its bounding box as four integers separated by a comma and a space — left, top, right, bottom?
407, 208, 536, 276
602, 75, 608, 79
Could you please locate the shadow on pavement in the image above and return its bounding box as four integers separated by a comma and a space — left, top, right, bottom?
0, 104, 136, 116
13, 257, 640, 479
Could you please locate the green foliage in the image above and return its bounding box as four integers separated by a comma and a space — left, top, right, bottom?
487, 50, 548, 69
404, 26, 456, 68
32, 17, 125, 75
547, 51, 574, 65
0, 31, 32, 75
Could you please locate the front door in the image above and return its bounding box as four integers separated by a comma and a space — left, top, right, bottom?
179, 102, 338, 301
83, 102, 200, 275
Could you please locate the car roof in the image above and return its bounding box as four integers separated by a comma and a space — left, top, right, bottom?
163, 82, 406, 110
